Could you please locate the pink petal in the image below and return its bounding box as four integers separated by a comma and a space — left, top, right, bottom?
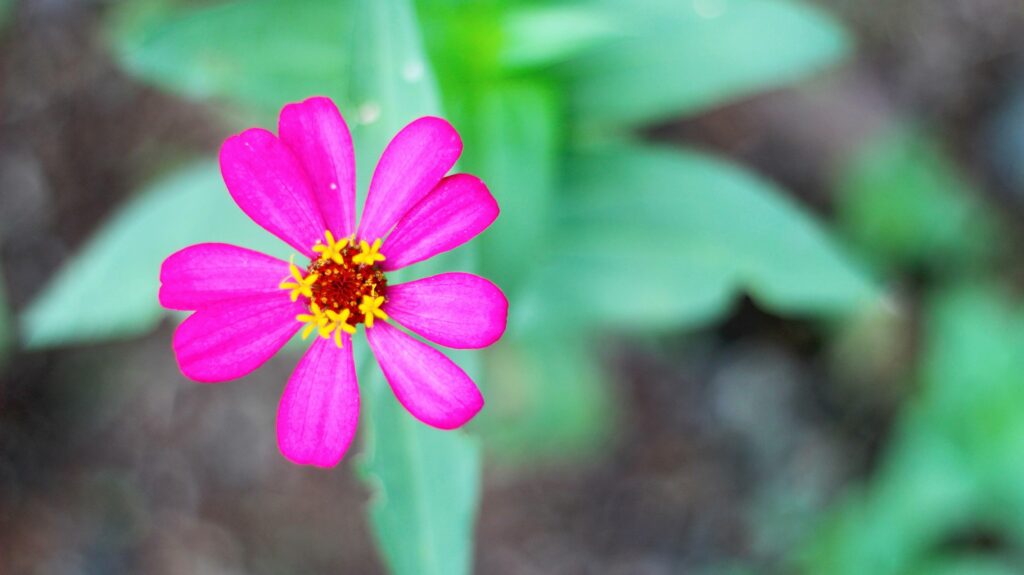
385, 273, 507, 349
173, 293, 303, 383
159, 243, 290, 311
220, 128, 326, 257
366, 321, 483, 429
356, 117, 462, 242
278, 97, 356, 238
276, 335, 360, 468
381, 174, 498, 271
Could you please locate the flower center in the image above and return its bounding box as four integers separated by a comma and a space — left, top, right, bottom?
279, 232, 391, 347
307, 241, 388, 325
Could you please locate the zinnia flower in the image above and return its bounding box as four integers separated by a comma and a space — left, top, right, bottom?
159, 97, 507, 467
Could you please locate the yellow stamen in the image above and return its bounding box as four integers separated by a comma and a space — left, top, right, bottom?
352, 238, 386, 266
323, 309, 357, 347
358, 295, 388, 328
279, 258, 318, 301
296, 303, 329, 340
311, 230, 349, 264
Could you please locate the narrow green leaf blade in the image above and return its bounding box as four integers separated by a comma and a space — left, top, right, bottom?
357, 341, 481, 575
457, 81, 560, 300
19, 162, 284, 348
348, 1, 482, 574
564, 0, 851, 127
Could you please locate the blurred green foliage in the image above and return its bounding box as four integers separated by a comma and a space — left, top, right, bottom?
110, 0, 353, 121
559, 0, 851, 128
17, 0, 873, 572
20, 163, 286, 347
547, 142, 874, 331
481, 329, 615, 461
802, 123, 1022, 573
801, 285, 1024, 574
838, 126, 999, 277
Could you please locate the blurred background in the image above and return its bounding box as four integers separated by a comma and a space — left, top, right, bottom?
2, 0, 1024, 573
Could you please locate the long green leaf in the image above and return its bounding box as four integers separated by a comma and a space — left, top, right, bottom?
356, 341, 482, 575
563, 0, 851, 127
541, 142, 876, 330
19, 162, 284, 348
456, 81, 560, 307
108, 0, 352, 121
348, 1, 482, 574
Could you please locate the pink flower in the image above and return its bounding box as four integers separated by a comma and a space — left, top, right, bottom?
159, 97, 507, 468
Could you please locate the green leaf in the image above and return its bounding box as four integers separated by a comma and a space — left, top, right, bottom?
356, 341, 482, 575
563, 0, 851, 127
455, 80, 561, 300
500, 3, 619, 70
541, 142, 876, 331
107, 0, 352, 120
348, 1, 481, 574
837, 126, 999, 275
913, 287, 1024, 501
346, 0, 441, 176
801, 285, 1024, 574
19, 161, 284, 348
909, 556, 1020, 575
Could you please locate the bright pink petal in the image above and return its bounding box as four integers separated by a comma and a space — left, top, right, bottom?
278, 97, 356, 238
220, 128, 326, 257
173, 293, 303, 383
366, 321, 483, 429
159, 243, 289, 311
356, 117, 462, 242
276, 335, 360, 468
381, 174, 498, 271
385, 273, 507, 349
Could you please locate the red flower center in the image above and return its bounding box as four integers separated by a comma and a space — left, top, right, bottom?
306, 242, 388, 326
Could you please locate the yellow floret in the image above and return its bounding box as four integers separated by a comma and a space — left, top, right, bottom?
311, 230, 350, 264
352, 238, 386, 266
279, 259, 318, 301
324, 309, 357, 347
296, 303, 330, 340
358, 295, 389, 328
